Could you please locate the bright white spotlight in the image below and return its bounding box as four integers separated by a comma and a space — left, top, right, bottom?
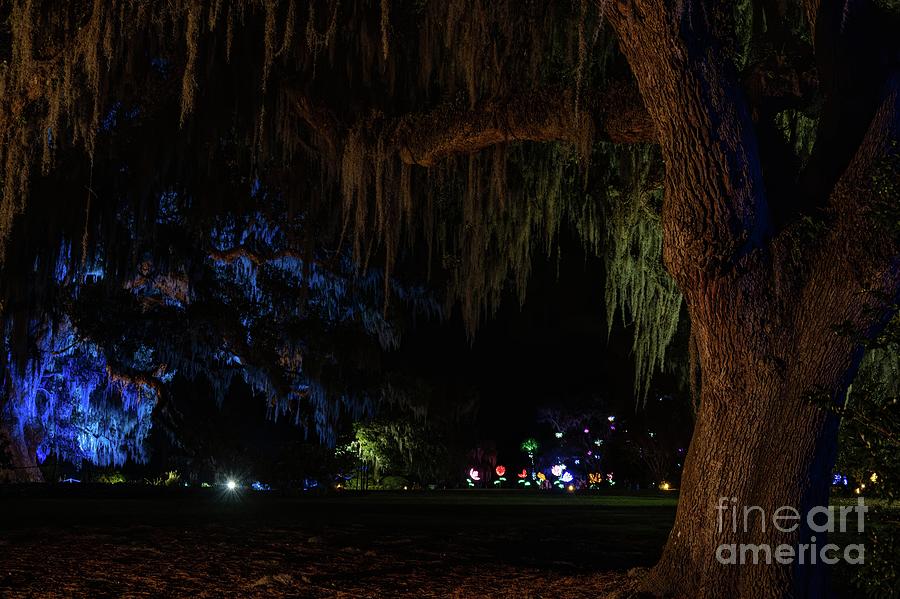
226, 480, 237, 491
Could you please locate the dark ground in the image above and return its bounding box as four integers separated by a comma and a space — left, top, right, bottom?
0, 488, 869, 598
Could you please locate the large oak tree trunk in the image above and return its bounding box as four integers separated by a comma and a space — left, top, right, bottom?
0, 421, 43, 483
647, 287, 849, 597
599, 1, 900, 597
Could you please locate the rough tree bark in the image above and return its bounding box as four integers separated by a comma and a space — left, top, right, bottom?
599, 1, 900, 597
0, 420, 43, 483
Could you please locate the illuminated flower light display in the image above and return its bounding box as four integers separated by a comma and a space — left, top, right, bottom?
519, 438, 539, 482
551, 464, 566, 478
493, 465, 507, 486
537, 472, 547, 482
469, 468, 480, 481
517, 469, 528, 479
588, 472, 603, 484
560, 472, 574, 484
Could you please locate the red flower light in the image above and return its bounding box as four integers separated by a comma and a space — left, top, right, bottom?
517, 469, 527, 479
495, 465, 506, 477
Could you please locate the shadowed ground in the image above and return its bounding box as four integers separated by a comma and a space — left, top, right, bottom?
0, 488, 673, 597
0, 489, 868, 597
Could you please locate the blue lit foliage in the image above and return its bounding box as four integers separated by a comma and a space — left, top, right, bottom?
202, 210, 439, 442
2, 316, 156, 467
2, 191, 439, 467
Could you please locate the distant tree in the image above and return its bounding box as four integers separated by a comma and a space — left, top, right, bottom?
833, 317, 900, 597
352, 418, 452, 486
837, 317, 900, 500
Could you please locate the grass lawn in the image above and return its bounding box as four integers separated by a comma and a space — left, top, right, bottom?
0, 487, 889, 597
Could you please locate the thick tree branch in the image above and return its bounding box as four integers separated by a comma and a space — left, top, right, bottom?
781, 73, 900, 390
798, 1, 891, 212
600, 0, 769, 283
210, 245, 304, 265
124, 262, 191, 306
805, 73, 900, 303
105, 363, 167, 399
292, 82, 655, 167
802, 0, 821, 35
390, 84, 655, 167
294, 69, 817, 173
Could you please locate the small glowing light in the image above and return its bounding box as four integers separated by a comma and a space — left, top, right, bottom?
469, 468, 481, 481
607, 416, 615, 422
854, 487, 861, 494
226, 480, 237, 491
520, 438, 539, 455
566, 485, 575, 492
870, 472, 878, 484
555, 432, 564, 439
403, 486, 408, 490
583, 428, 590, 434
659, 482, 671, 491
495, 465, 506, 477
561, 472, 574, 484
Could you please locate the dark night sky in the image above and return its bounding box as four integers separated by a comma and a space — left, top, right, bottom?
391, 232, 645, 454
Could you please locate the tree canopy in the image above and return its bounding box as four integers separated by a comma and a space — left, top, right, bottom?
0, 0, 685, 467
